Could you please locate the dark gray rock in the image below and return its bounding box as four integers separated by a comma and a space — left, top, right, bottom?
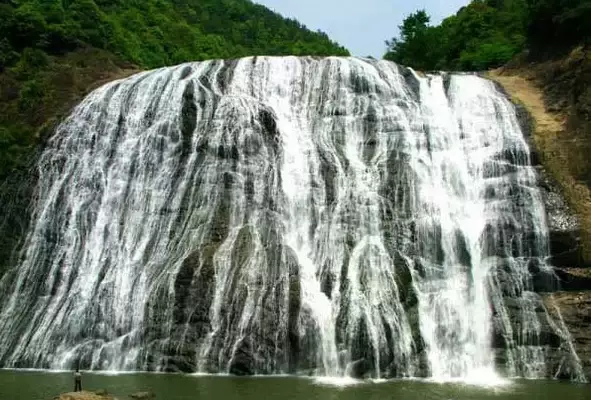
0, 160, 38, 280
348, 358, 372, 379
228, 342, 255, 376
554, 268, 591, 291
129, 392, 155, 400
536, 168, 585, 267
543, 292, 591, 381
506, 83, 586, 270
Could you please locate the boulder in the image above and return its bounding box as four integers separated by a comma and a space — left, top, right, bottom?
129, 392, 155, 400
54, 391, 114, 400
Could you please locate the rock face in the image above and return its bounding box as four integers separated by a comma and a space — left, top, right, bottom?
495, 77, 585, 271
543, 292, 591, 379
0, 57, 586, 381
490, 67, 591, 382
0, 166, 37, 279
489, 49, 591, 265
129, 392, 155, 400
541, 180, 584, 269
554, 268, 591, 292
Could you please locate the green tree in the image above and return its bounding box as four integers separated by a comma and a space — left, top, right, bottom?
383, 1, 529, 71
0, 0, 350, 184
384, 11, 445, 70
0, 38, 19, 71
384, 0, 588, 71
527, 0, 591, 51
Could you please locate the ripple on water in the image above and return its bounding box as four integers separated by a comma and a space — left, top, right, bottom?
312, 376, 363, 387
426, 368, 513, 388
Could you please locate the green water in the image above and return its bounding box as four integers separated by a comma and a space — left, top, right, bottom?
0, 370, 588, 400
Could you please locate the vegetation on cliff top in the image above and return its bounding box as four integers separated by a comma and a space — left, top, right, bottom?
384, 0, 591, 71
0, 0, 348, 71
0, 0, 349, 179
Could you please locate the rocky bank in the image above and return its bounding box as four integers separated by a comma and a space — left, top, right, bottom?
488, 48, 591, 381
54, 391, 115, 400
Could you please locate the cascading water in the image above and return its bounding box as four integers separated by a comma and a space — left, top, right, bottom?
0, 56, 584, 382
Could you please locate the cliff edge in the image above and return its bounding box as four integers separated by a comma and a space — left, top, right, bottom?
488, 46, 591, 379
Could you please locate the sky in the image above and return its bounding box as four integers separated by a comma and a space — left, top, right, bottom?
255, 0, 470, 58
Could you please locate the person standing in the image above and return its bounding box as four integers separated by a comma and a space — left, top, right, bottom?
74, 367, 82, 392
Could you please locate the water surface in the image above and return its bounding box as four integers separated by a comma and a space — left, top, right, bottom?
0, 371, 588, 400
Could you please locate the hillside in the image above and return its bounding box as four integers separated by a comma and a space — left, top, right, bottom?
0, 0, 348, 176
487, 57, 591, 374
383, 0, 590, 71
489, 47, 591, 263
0, 0, 348, 70
491, 54, 591, 375
0, 0, 349, 276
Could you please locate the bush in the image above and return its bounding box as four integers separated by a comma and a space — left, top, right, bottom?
459, 39, 518, 70
0, 126, 32, 176
18, 78, 45, 114
385, 0, 589, 71
0, 39, 19, 71
11, 47, 50, 79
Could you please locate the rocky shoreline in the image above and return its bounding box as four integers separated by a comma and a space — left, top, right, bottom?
55, 392, 115, 400
54, 391, 154, 400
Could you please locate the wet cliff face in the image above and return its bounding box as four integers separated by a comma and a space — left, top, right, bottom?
543, 291, 591, 380
491, 79, 584, 273
500, 46, 591, 266
0, 49, 140, 283
489, 49, 591, 382
0, 57, 586, 381
512, 99, 583, 273
0, 167, 35, 279
536, 47, 591, 268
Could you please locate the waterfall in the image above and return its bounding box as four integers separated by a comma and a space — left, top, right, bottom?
0, 56, 583, 381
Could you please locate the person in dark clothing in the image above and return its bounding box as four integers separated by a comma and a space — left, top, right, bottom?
74, 367, 82, 392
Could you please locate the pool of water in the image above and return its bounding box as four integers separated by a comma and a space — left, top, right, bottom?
0, 370, 588, 400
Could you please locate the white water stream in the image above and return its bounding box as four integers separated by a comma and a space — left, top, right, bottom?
0, 57, 583, 382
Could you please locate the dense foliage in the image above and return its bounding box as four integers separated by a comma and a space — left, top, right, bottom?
384, 0, 590, 71
0, 0, 349, 180
0, 0, 348, 71
528, 0, 591, 52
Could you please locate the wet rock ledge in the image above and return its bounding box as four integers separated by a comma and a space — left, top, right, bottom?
543, 291, 591, 379
54, 391, 115, 400
54, 390, 155, 400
